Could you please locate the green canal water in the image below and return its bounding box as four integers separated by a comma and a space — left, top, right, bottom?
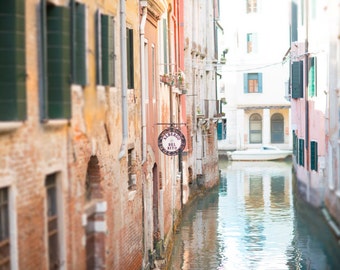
168, 160, 340, 270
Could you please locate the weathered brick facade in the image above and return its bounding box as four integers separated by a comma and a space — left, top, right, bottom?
0, 0, 221, 269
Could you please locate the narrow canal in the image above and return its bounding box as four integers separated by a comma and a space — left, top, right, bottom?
168, 159, 340, 270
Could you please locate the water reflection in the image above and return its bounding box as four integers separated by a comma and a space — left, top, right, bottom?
169, 160, 340, 270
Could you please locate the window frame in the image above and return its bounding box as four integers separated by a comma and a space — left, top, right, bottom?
247, 33, 257, 53
246, 0, 257, 13
0, 187, 10, 268
45, 173, 60, 269
244, 73, 262, 93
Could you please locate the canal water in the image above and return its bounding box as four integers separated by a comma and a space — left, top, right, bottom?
168, 159, 340, 270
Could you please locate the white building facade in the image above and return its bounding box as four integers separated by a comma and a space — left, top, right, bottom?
218, 0, 292, 152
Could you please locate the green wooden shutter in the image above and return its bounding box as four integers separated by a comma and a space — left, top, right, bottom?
291, 2, 298, 41
47, 5, 71, 119
310, 141, 318, 171
101, 14, 109, 85
243, 74, 248, 93
71, 1, 86, 85
299, 138, 304, 166
95, 10, 101, 84
0, 0, 26, 121
308, 57, 316, 97
258, 73, 262, 93
292, 61, 303, 99
217, 121, 223, 140
127, 28, 134, 89
108, 16, 115, 86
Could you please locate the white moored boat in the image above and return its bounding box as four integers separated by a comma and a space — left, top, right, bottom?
227, 145, 292, 161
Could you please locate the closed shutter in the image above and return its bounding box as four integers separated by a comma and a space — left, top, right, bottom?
108, 16, 115, 86
97, 13, 114, 86
310, 141, 318, 171
291, 61, 303, 99
308, 57, 316, 97
101, 14, 109, 85
217, 121, 223, 140
243, 74, 248, 93
0, 0, 26, 121
258, 73, 262, 93
71, 1, 86, 85
47, 5, 71, 119
127, 28, 134, 89
299, 138, 304, 166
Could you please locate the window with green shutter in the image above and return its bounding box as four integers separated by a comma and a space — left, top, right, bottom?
40, 1, 71, 120
298, 138, 304, 167
46, 4, 71, 119
310, 141, 318, 171
308, 57, 316, 97
244, 73, 262, 93
96, 12, 115, 86
71, 0, 86, 86
292, 130, 298, 164
291, 61, 303, 99
127, 27, 134, 89
0, 0, 26, 121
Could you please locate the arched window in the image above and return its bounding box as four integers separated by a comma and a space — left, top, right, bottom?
271, 113, 284, 143
249, 113, 262, 143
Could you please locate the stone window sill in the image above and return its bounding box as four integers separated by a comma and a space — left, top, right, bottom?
0, 121, 23, 134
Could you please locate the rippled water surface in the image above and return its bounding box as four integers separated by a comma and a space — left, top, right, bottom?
169, 160, 340, 270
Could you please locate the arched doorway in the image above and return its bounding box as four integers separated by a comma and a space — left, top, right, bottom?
271, 113, 284, 143
249, 113, 262, 143
85, 156, 105, 270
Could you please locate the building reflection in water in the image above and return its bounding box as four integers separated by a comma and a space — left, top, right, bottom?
218, 161, 293, 270
169, 160, 340, 270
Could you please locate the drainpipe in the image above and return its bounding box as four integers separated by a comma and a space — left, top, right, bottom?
304, 0, 310, 200
140, 1, 147, 164
118, 0, 128, 160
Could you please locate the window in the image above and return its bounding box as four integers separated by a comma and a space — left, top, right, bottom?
128, 149, 136, 190
127, 27, 134, 89
246, 0, 257, 13
244, 73, 262, 93
71, 0, 87, 86
291, 61, 303, 99
298, 138, 305, 167
271, 113, 284, 143
310, 141, 318, 171
217, 119, 227, 140
293, 130, 299, 164
45, 173, 60, 269
247, 33, 257, 53
308, 57, 317, 97
249, 113, 262, 143
96, 12, 115, 86
0, 0, 26, 121
41, 2, 71, 120
0, 187, 10, 269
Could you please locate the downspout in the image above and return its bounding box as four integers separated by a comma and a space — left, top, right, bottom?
118, 0, 128, 160
304, 0, 310, 201
140, 1, 147, 164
